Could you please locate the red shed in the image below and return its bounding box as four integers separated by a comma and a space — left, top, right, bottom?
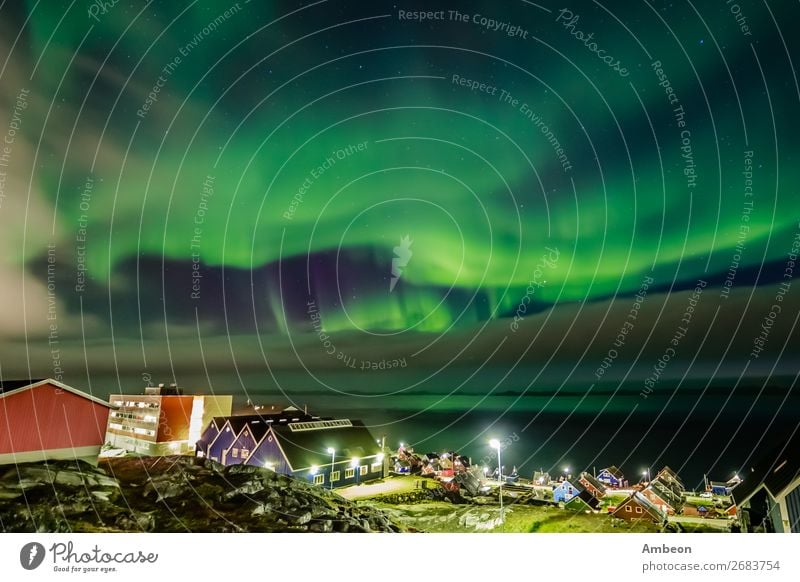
0, 378, 111, 464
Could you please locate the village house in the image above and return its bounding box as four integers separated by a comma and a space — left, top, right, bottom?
532, 470, 551, 485
642, 478, 685, 515
105, 383, 232, 456
733, 432, 800, 533
655, 466, 685, 491
596, 465, 627, 488
613, 491, 667, 523
709, 481, 730, 496
553, 478, 598, 509
565, 488, 600, 512
579, 471, 607, 498
0, 379, 111, 465
200, 415, 385, 488
199, 406, 319, 462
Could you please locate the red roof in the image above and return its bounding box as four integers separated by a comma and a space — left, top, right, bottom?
0, 379, 110, 455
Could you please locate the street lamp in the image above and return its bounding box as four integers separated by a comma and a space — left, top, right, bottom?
351, 457, 360, 485
490, 439, 503, 523
327, 447, 336, 490
642, 467, 651, 483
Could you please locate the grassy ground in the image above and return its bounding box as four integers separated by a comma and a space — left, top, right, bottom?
369, 501, 662, 533
601, 493, 629, 507
337, 476, 419, 500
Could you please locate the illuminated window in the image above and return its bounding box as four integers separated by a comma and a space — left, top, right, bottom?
232, 448, 239, 458
371, 463, 382, 472
313, 474, 324, 485
345, 468, 355, 479
241, 449, 249, 459
330, 471, 340, 482
360, 465, 368, 476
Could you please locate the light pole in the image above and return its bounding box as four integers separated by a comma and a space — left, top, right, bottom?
490, 439, 503, 523
643, 467, 650, 484
351, 457, 360, 485
327, 447, 335, 490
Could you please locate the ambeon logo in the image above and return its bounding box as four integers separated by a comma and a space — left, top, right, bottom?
20, 542, 46, 570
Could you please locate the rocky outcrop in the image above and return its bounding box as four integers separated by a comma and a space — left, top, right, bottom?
0, 457, 402, 533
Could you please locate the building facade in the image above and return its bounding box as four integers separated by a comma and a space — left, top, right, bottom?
734, 433, 800, 533
597, 465, 627, 488
200, 415, 385, 489
105, 384, 231, 455
0, 379, 111, 464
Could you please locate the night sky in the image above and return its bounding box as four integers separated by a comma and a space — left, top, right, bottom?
0, 1, 798, 483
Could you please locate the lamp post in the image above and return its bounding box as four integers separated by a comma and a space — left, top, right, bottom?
351, 457, 360, 485
643, 467, 650, 484
489, 439, 503, 523
327, 447, 335, 490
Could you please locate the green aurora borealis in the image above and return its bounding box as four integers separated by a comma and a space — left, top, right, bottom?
1, 1, 799, 472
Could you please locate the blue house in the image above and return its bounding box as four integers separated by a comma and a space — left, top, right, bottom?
201, 407, 319, 462
553, 479, 584, 503
205, 416, 256, 463
597, 466, 627, 488
710, 481, 729, 496
195, 417, 224, 457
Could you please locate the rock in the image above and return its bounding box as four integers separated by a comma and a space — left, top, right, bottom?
293, 511, 312, 525
0, 457, 401, 533
309, 519, 334, 533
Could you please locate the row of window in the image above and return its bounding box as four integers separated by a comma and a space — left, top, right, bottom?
230, 448, 250, 459
110, 411, 158, 423
113, 401, 159, 409
107, 422, 155, 437
625, 505, 644, 514
311, 463, 382, 485
289, 419, 353, 432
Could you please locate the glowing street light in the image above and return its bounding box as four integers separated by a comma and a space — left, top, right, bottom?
490, 439, 503, 523
327, 447, 336, 490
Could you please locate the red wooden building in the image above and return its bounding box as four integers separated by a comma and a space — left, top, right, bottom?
0, 378, 111, 464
